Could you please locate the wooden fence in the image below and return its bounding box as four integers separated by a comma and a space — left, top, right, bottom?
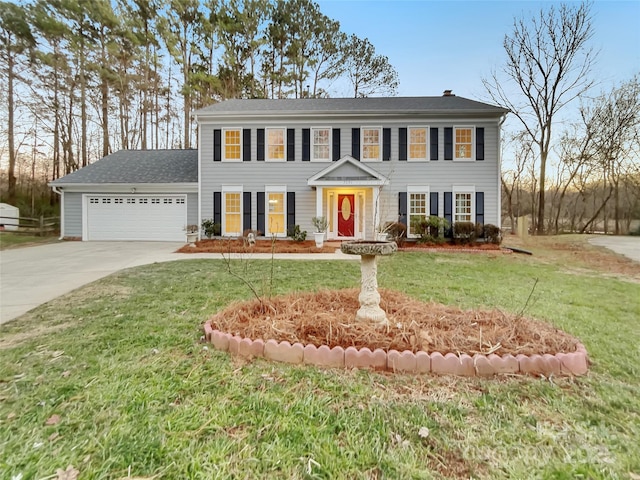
0, 216, 60, 236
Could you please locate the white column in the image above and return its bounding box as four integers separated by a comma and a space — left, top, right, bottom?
316, 187, 323, 217
372, 186, 381, 239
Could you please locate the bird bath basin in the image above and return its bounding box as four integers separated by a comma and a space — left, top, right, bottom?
340, 241, 397, 325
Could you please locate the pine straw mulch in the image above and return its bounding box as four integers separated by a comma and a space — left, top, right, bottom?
177, 239, 337, 254
209, 288, 580, 356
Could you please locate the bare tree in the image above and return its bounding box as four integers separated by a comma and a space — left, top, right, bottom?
484, 2, 596, 234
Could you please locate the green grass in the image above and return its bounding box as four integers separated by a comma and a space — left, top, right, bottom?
1, 248, 639, 479
0, 232, 60, 250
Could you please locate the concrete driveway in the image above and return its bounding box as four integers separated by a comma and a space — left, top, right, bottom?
589, 235, 640, 263
0, 241, 184, 325
0, 241, 353, 325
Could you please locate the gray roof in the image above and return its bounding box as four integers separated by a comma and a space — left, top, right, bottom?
51, 150, 198, 185
195, 96, 509, 117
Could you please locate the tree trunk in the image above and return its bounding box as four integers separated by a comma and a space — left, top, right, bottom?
7, 48, 16, 204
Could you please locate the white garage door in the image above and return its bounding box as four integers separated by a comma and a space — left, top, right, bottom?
86, 195, 187, 241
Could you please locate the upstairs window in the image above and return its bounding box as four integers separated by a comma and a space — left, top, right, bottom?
267, 128, 285, 161
409, 127, 428, 161
362, 127, 381, 161
312, 128, 331, 162
224, 128, 241, 161
454, 127, 474, 161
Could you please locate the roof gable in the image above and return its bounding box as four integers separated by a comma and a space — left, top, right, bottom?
308, 156, 388, 186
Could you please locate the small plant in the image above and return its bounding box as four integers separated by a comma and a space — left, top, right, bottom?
185, 224, 199, 234
201, 219, 221, 238
312, 216, 328, 233
453, 221, 477, 245
287, 224, 307, 242
383, 221, 407, 246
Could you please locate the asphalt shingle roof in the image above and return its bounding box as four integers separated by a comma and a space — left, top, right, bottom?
51, 150, 198, 185
195, 96, 509, 117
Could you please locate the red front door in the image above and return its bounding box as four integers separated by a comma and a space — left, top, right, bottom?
337, 194, 355, 237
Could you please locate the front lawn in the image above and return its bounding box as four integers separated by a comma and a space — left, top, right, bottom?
1, 238, 639, 479
0, 232, 60, 250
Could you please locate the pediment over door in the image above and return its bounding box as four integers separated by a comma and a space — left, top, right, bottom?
307, 155, 388, 186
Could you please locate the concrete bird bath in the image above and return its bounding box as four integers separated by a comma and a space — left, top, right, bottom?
340, 240, 397, 325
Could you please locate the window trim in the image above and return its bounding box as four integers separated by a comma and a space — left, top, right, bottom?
406, 186, 430, 237
266, 127, 286, 162
311, 127, 332, 162
361, 126, 382, 162
265, 185, 287, 237
452, 185, 475, 223
222, 127, 242, 162
453, 126, 475, 162
408, 126, 429, 162
222, 185, 243, 236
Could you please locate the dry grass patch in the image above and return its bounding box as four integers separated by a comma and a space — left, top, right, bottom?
209, 288, 579, 355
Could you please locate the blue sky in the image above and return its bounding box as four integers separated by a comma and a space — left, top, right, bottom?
317, 0, 640, 100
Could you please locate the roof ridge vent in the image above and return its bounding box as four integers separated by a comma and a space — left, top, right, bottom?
443, 90, 455, 97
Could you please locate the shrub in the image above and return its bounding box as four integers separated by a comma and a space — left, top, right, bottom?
482, 224, 502, 244
383, 221, 406, 246
311, 216, 328, 233
411, 216, 449, 243
453, 221, 477, 244
201, 219, 221, 238
287, 224, 307, 242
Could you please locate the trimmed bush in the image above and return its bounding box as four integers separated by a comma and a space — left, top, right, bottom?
201, 219, 221, 238
483, 224, 502, 244
384, 221, 407, 246
453, 221, 477, 245
412, 216, 449, 243
287, 224, 307, 242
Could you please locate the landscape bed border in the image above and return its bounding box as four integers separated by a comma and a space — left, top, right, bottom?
203, 321, 589, 377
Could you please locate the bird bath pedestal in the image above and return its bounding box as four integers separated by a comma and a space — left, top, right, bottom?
340, 240, 397, 325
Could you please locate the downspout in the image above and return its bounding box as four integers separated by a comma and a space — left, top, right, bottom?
497, 113, 507, 231
51, 186, 64, 240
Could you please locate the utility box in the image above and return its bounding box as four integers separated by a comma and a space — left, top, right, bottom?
0, 203, 20, 231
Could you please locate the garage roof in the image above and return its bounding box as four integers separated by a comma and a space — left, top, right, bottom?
51, 149, 198, 185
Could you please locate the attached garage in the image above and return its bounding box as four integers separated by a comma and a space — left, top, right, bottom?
85, 195, 187, 241
50, 150, 199, 241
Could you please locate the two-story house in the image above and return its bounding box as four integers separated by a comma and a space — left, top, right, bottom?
51, 93, 508, 241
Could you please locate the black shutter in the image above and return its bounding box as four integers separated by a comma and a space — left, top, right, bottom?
444, 192, 453, 237
243, 192, 251, 231
430, 127, 438, 161
287, 128, 295, 161
351, 128, 360, 160
243, 129, 251, 161
398, 192, 407, 225
476, 127, 484, 161
383, 128, 391, 161
257, 129, 265, 161
256, 192, 265, 234
476, 192, 484, 225
430, 192, 438, 216
302, 128, 310, 161
398, 127, 407, 161
287, 192, 295, 231
214, 129, 221, 162
332, 128, 340, 161
213, 191, 222, 225
444, 127, 453, 160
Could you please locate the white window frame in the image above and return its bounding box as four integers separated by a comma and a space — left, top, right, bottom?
223, 128, 242, 161
453, 126, 475, 162
407, 186, 430, 237
266, 127, 286, 162
265, 185, 287, 237
311, 127, 332, 162
408, 126, 429, 161
361, 127, 382, 162
452, 185, 475, 224
222, 185, 243, 236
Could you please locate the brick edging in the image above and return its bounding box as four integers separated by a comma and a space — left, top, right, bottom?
203, 321, 588, 376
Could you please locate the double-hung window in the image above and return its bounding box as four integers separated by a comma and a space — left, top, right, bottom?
223, 128, 241, 161
407, 186, 430, 237
266, 128, 285, 161
362, 127, 381, 161
265, 186, 286, 236
454, 127, 474, 161
409, 127, 428, 161
453, 186, 475, 223
312, 128, 331, 162
222, 187, 242, 236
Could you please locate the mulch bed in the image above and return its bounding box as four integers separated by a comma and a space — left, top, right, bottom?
177, 239, 337, 254
209, 288, 579, 356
